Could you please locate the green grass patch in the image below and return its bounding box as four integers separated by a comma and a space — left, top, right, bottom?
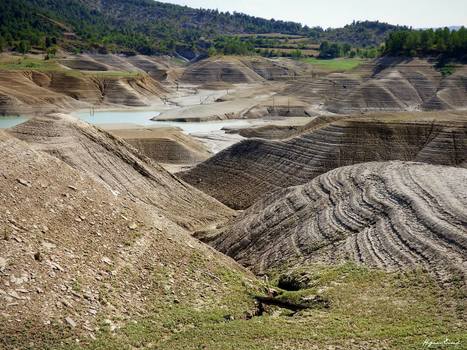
437, 63, 456, 77
302, 57, 363, 72
0, 56, 64, 71
58, 263, 466, 350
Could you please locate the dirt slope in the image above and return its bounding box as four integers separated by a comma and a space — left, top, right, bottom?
0, 70, 168, 116
181, 113, 467, 209
0, 132, 256, 348
0, 71, 82, 115
181, 56, 297, 85
283, 58, 467, 113
209, 161, 467, 282
59, 54, 182, 82
109, 126, 212, 164
9, 114, 233, 231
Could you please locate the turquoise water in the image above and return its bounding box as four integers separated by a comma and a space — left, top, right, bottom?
74, 110, 160, 126
0, 116, 28, 128
0, 110, 251, 134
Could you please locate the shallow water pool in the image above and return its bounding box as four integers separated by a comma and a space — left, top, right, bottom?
0, 116, 28, 129
0, 110, 251, 135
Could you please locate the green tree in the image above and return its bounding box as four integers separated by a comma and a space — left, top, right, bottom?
208, 46, 218, 56
384, 27, 466, 58
420, 29, 434, 53
291, 49, 303, 59
45, 46, 58, 60
15, 40, 31, 54
342, 43, 352, 56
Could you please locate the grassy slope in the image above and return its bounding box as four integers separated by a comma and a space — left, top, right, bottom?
62, 263, 465, 350
302, 57, 363, 72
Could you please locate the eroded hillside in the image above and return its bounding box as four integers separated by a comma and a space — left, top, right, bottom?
9, 114, 233, 231
208, 161, 467, 282
282, 58, 467, 113
0, 130, 259, 348
181, 113, 467, 209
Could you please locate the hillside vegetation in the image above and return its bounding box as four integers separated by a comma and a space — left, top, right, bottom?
0, 1, 403, 57
384, 27, 467, 59
0, 0, 309, 56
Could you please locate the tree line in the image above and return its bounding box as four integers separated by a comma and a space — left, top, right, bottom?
319, 41, 380, 59
0, 1, 404, 56
1, 0, 465, 62
384, 27, 467, 58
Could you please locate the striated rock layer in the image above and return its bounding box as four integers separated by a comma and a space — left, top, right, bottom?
181, 56, 297, 85
211, 161, 467, 282
109, 126, 212, 164
0, 70, 168, 116
181, 114, 467, 209
9, 114, 233, 231
283, 58, 467, 113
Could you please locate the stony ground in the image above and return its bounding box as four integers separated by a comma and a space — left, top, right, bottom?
0, 130, 259, 349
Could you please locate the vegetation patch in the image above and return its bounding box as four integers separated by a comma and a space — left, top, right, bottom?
0, 55, 145, 79
0, 56, 63, 71
57, 263, 466, 349
301, 57, 363, 71
435, 61, 457, 77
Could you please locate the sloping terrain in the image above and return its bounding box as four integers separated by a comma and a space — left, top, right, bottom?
109, 126, 212, 164
0, 131, 258, 349
9, 114, 233, 231
181, 57, 266, 85
181, 56, 297, 85
59, 54, 181, 82
210, 161, 467, 282
181, 114, 467, 209
5, 130, 463, 349
283, 58, 467, 113
0, 68, 168, 115
0, 70, 82, 115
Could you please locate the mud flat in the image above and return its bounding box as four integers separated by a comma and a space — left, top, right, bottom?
153, 82, 284, 122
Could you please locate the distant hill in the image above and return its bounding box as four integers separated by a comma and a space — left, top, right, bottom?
0, 0, 307, 56
320, 21, 408, 47
0, 0, 403, 56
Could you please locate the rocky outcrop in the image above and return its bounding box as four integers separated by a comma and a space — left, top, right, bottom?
9, 114, 233, 230
181, 114, 467, 209
210, 161, 467, 283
